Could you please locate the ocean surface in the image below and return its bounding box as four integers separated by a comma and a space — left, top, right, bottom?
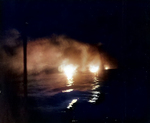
1, 68, 149, 123
26, 71, 105, 123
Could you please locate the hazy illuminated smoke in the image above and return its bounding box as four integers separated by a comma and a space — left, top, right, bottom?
0, 29, 117, 75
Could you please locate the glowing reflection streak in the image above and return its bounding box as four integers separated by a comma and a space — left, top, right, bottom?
67, 99, 78, 109
92, 94, 99, 97
92, 85, 100, 90
67, 78, 74, 87
62, 89, 73, 93
92, 77, 100, 90
59, 64, 77, 86
89, 75, 101, 103
88, 91, 100, 103
92, 91, 100, 94
63, 64, 77, 80
88, 100, 95, 103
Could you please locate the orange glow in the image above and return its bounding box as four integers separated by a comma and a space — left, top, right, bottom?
67, 78, 74, 86
62, 64, 77, 79
89, 65, 99, 73
104, 65, 109, 70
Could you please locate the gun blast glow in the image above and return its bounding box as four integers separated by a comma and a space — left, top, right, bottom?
0, 29, 117, 76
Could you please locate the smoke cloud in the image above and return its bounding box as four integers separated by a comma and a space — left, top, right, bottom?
0, 29, 117, 76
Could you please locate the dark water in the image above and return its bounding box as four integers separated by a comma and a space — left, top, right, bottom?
26, 72, 105, 123
1, 69, 149, 123
26, 69, 149, 123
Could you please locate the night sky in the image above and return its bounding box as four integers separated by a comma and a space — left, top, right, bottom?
0, 0, 150, 122
0, 0, 150, 68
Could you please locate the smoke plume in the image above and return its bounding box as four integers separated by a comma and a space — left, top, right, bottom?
0, 29, 117, 76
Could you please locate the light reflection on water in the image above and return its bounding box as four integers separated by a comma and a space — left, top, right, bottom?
66, 78, 74, 87
62, 73, 74, 92
92, 76, 100, 90
62, 89, 73, 93
26, 72, 102, 111
18, 71, 106, 123
89, 75, 101, 103
88, 91, 100, 103
67, 99, 78, 109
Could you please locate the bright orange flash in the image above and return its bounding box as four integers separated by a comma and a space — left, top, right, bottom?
105, 66, 109, 70
89, 65, 99, 73
63, 64, 77, 79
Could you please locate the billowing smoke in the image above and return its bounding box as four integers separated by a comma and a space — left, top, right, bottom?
0, 29, 117, 76
0, 29, 118, 122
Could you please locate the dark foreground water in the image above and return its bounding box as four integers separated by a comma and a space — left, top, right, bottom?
26, 71, 105, 123
0, 68, 149, 123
